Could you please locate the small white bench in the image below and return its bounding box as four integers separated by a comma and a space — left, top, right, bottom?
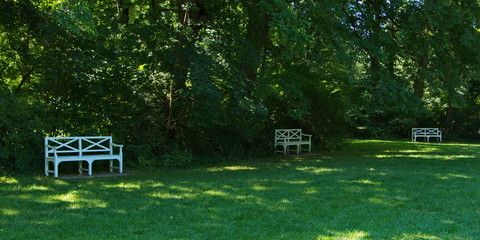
275, 129, 312, 155
45, 136, 123, 178
412, 128, 442, 142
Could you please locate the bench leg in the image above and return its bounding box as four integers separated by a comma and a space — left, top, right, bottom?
109, 160, 113, 172
79, 161, 83, 174
297, 144, 300, 154
54, 162, 59, 178
119, 159, 123, 174
45, 160, 49, 176
88, 161, 93, 176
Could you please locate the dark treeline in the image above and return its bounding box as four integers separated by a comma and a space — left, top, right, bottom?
1, 0, 480, 174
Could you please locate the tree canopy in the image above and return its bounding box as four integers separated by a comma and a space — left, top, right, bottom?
1, 0, 479, 173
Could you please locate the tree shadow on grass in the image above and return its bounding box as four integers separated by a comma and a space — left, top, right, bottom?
1, 141, 480, 239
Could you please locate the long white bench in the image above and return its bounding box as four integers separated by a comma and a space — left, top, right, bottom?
275, 129, 312, 155
412, 128, 442, 142
45, 136, 123, 178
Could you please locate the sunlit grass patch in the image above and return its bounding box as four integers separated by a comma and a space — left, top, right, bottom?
27, 189, 109, 210
206, 165, 258, 172
296, 166, 343, 174
102, 182, 143, 189
23, 185, 52, 191
344, 179, 382, 185
148, 191, 197, 199
374, 153, 476, 160
319, 230, 370, 240
0, 176, 18, 184
1, 208, 20, 216
395, 233, 442, 240
251, 183, 270, 191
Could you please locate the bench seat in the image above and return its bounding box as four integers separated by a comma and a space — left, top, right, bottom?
46, 154, 122, 162
275, 140, 311, 147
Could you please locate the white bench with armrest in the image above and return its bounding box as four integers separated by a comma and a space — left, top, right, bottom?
412, 128, 442, 142
274, 129, 312, 155
45, 136, 123, 178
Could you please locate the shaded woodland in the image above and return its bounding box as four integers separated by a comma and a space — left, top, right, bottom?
1, 0, 480, 173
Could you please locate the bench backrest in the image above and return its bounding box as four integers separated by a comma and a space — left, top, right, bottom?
275, 129, 302, 142
412, 128, 441, 135
45, 136, 113, 158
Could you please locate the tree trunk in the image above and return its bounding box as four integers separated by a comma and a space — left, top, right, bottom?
387, 51, 395, 78
116, 0, 130, 25
165, 0, 210, 141
413, 55, 428, 98
413, 26, 429, 99
370, 55, 381, 88
150, 0, 156, 10
239, 2, 269, 90
15, 70, 31, 93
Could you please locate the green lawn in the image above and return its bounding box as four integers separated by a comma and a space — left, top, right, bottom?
1, 140, 480, 240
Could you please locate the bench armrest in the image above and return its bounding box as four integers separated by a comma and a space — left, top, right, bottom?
46, 144, 58, 150
301, 133, 312, 141
45, 144, 58, 158
111, 143, 124, 156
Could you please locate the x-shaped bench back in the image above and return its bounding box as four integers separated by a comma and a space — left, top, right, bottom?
413, 128, 440, 135
45, 137, 112, 157
275, 129, 302, 142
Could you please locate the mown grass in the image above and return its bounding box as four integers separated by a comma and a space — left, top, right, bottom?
1, 140, 480, 239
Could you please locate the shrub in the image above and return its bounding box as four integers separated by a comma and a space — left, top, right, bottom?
162, 148, 193, 168
0, 92, 45, 175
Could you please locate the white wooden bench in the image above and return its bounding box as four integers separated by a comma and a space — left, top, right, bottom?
412, 128, 442, 142
45, 136, 123, 178
275, 129, 312, 155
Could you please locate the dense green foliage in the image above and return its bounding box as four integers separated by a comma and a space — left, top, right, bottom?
2, 140, 480, 239
1, 0, 479, 173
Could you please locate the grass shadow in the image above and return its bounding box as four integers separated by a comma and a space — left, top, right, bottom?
1, 140, 480, 239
